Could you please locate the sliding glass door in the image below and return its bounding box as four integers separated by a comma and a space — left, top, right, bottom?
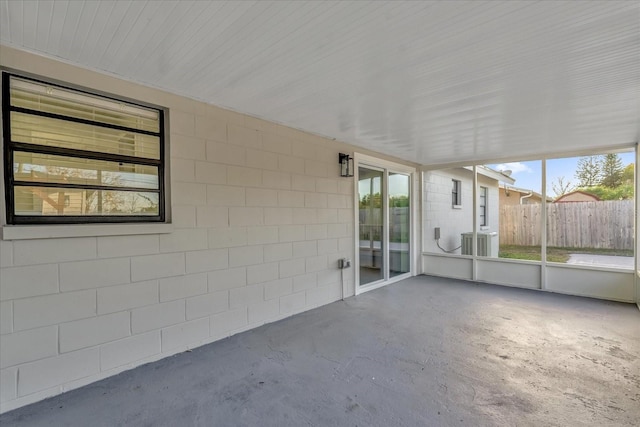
357, 157, 413, 292
359, 166, 385, 286
389, 172, 410, 278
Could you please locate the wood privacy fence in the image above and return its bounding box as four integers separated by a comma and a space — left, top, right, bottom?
499, 200, 634, 250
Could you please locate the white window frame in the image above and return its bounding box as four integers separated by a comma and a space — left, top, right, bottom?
452, 179, 462, 208
479, 185, 488, 227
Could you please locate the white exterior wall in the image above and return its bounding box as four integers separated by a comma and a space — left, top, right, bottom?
422, 168, 500, 256
423, 168, 473, 255
0, 46, 416, 413
478, 174, 500, 257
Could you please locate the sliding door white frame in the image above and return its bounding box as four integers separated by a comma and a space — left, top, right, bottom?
354, 153, 417, 295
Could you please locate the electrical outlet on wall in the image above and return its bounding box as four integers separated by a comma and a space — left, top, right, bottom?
434, 227, 441, 240
338, 258, 351, 269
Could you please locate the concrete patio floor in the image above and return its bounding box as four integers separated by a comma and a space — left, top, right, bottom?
567, 253, 634, 269
2, 276, 639, 426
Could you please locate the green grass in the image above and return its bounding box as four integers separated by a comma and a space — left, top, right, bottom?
499, 245, 568, 262
498, 245, 633, 263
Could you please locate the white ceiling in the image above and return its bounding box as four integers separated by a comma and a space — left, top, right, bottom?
1, 1, 639, 166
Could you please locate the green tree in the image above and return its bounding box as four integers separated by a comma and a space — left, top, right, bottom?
577, 162, 634, 200
581, 184, 633, 200
360, 192, 382, 208
574, 155, 602, 187
600, 153, 624, 188
389, 195, 409, 207
622, 163, 634, 184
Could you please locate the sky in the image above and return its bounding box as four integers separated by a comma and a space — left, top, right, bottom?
488, 151, 635, 197
357, 151, 635, 200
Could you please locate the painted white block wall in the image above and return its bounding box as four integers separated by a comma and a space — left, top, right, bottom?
423, 168, 474, 255
0, 46, 417, 413
422, 168, 500, 256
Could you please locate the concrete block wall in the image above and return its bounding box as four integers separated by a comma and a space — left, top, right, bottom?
422, 168, 500, 255
0, 46, 418, 413
423, 168, 474, 254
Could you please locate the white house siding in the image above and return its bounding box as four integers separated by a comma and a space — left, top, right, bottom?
422, 168, 500, 256
480, 174, 501, 256
0, 46, 416, 413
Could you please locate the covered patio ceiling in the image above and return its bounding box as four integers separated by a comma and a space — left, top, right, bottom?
1, 1, 638, 166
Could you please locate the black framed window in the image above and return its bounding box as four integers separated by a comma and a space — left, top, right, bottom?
452, 179, 461, 206
479, 186, 488, 226
2, 72, 165, 224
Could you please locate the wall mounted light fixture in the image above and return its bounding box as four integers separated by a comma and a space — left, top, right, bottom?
338, 153, 354, 177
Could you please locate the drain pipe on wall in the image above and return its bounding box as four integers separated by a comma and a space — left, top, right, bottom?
520, 191, 533, 204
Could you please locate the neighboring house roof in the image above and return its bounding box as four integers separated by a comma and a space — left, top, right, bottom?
554, 190, 601, 203
499, 184, 552, 202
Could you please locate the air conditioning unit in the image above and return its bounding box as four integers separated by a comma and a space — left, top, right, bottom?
461, 232, 493, 256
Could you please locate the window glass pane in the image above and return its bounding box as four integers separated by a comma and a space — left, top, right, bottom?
546, 151, 634, 269
423, 167, 473, 255
452, 179, 461, 205
5, 72, 165, 224
10, 76, 159, 132
11, 112, 160, 160
13, 152, 159, 189
479, 186, 487, 226
389, 172, 410, 277
14, 186, 159, 216
359, 167, 384, 285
